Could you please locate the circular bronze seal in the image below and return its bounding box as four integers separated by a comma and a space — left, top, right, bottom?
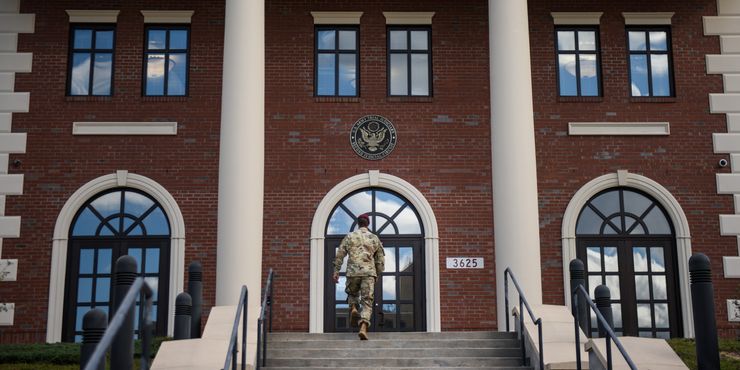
350, 115, 397, 160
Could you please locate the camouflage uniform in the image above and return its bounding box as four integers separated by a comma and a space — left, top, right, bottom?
334, 227, 385, 326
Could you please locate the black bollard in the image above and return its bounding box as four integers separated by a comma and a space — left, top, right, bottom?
81, 308, 107, 370
594, 285, 613, 338
188, 261, 203, 338
111, 255, 137, 370
569, 259, 589, 335
689, 253, 720, 370
174, 292, 192, 340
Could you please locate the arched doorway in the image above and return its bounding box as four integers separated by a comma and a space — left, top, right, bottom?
61, 188, 171, 342
576, 187, 681, 338
324, 188, 425, 332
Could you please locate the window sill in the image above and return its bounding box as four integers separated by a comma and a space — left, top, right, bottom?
314, 96, 360, 103
141, 96, 189, 102
386, 96, 433, 103
65, 96, 113, 102
629, 97, 677, 103
558, 96, 604, 103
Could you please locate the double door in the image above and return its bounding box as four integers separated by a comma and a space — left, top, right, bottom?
325, 237, 425, 332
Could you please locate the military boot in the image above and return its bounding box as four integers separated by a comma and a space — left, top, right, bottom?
358, 322, 369, 340
350, 305, 360, 327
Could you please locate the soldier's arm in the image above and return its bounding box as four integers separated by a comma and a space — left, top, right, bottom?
334, 237, 349, 275
374, 239, 385, 273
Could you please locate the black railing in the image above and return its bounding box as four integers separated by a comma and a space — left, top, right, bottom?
223, 285, 249, 370
572, 284, 636, 370
504, 268, 544, 370
256, 268, 274, 369
83, 277, 154, 370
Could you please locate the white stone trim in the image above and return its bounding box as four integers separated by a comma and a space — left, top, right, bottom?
0, 73, 15, 91
724, 256, 740, 277
0, 258, 17, 281
720, 36, 740, 54
561, 171, 694, 338
710, 93, 740, 113
72, 122, 178, 136
383, 12, 435, 25
0, 34, 18, 52
65, 10, 120, 23
568, 122, 670, 136
310, 11, 363, 25
719, 0, 740, 16
0, 92, 28, 112
707, 55, 740, 74
0, 303, 14, 325
703, 16, 740, 35
0, 216, 20, 237
0, 0, 20, 13
0, 14, 35, 33
309, 171, 440, 333
551, 12, 603, 25
46, 172, 186, 342
0, 52, 32, 73
622, 12, 674, 25
140, 11, 194, 24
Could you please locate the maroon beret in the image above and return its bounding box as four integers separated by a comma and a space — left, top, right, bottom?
358, 213, 370, 221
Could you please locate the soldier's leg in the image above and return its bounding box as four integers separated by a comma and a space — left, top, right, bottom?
358, 276, 376, 326
345, 277, 361, 310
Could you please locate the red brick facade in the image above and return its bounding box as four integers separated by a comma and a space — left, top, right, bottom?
0, 0, 737, 343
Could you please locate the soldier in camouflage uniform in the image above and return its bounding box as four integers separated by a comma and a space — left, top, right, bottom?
333, 213, 385, 340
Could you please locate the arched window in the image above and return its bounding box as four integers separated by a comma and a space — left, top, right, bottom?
62, 188, 171, 342
576, 187, 680, 338
325, 188, 425, 332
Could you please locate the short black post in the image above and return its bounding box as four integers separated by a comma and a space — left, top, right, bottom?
689, 253, 720, 370
81, 308, 107, 370
174, 292, 192, 340
111, 255, 137, 370
594, 285, 613, 338
188, 261, 203, 338
569, 259, 589, 335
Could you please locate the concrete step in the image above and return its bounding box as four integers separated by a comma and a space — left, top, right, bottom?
265, 357, 525, 368
269, 331, 517, 341
268, 338, 519, 349
267, 347, 522, 358
264, 367, 532, 370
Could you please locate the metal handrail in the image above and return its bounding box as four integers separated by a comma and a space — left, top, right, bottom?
504, 268, 544, 370
84, 277, 154, 370
572, 285, 637, 370
223, 285, 248, 370
256, 269, 274, 369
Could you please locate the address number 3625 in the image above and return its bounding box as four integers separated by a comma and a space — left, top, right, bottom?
446, 257, 484, 269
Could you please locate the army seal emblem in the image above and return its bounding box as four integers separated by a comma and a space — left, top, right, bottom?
350, 115, 397, 160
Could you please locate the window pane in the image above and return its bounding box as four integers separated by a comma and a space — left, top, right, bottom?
335, 304, 348, 329
628, 31, 646, 51
653, 275, 667, 299
643, 207, 671, 234
145, 277, 159, 297
73, 208, 99, 236
649, 31, 667, 51
576, 207, 601, 234
92, 53, 112, 95
390, 54, 408, 95
74, 29, 93, 49
338, 30, 356, 50
170, 30, 188, 49
338, 54, 356, 96
635, 275, 650, 299
80, 249, 94, 274
70, 53, 91, 95
558, 54, 577, 96
395, 207, 421, 234
630, 55, 649, 96
95, 30, 114, 49
399, 247, 413, 272
399, 276, 413, 300
91, 191, 121, 218
128, 248, 142, 273
168, 53, 187, 96
124, 192, 155, 216
385, 248, 397, 273
410, 31, 428, 50
145, 249, 160, 273
316, 53, 335, 96
382, 304, 397, 329
317, 30, 335, 50
343, 191, 371, 219
410, 54, 429, 96
78, 278, 93, 302
336, 276, 347, 300
146, 54, 166, 95
605, 275, 620, 299
588, 275, 602, 297
591, 191, 619, 218
76, 307, 88, 331
587, 247, 601, 272
633, 247, 648, 272
96, 277, 110, 302
327, 208, 353, 235
651, 248, 666, 272
578, 31, 596, 51
383, 276, 396, 300
650, 54, 670, 96
557, 31, 575, 51
654, 303, 669, 328
376, 191, 404, 217
148, 30, 167, 50
603, 247, 618, 272
335, 247, 347, 272
98, 249, 112, 274
142, 208, 170, 235
400, 304, 414, 329
579, 54, 598, 96
612, 303, 622, 328
630, 224, 646, 235
637, 304, 652, 327
390, 31, 407, 50
623, 191, 651, 217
